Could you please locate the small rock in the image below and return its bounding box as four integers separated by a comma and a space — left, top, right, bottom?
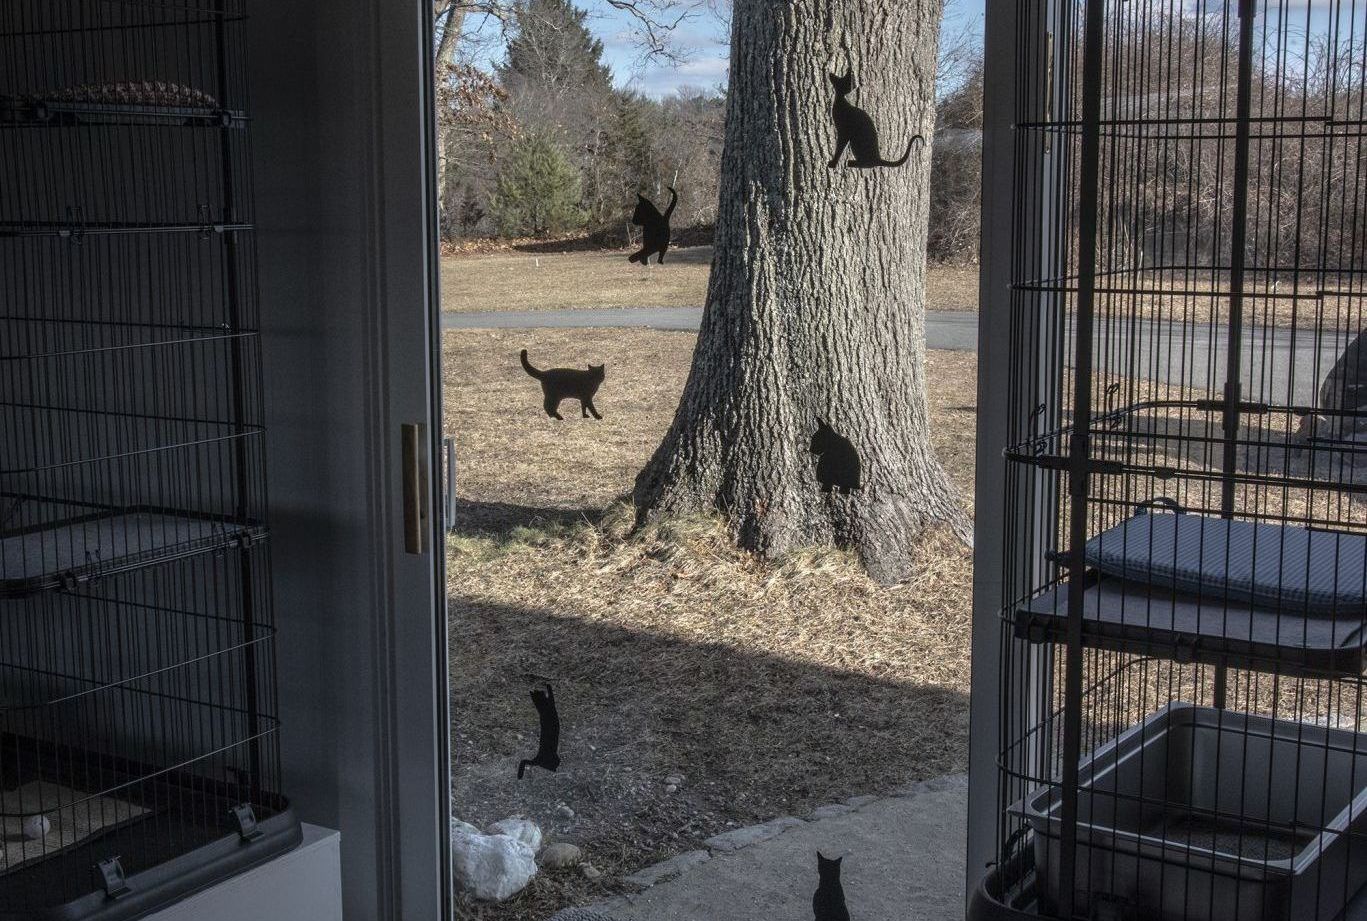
665, 774, 684, 787
664, 784, 678, 794
451, 831, 537, 902
21, 815, 50, 840
487, 817, 542, 852
581, 862, 602, 880
555, 804, 575, 820
538, 842, 583, 868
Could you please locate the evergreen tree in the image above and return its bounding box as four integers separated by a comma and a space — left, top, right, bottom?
499, 0, 613, 97
489, 135, 586, 237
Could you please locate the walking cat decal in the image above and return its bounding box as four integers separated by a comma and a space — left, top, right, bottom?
518, 683, 562, 778
521, 349, 606, 420
628, 187, 677, 265
811, 419, 862, 494
812, 852, 851, 921
828, 70, 923, 169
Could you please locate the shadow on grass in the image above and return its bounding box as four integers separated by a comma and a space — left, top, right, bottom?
450, 499, 610, 541
509, 234, 715, 260
448, 593, 969, 901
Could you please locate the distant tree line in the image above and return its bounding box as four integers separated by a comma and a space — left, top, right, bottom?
438, 0, 725, 245
439, 0, 986, 264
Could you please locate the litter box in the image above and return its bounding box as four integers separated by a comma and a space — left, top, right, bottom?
1016, 703, 1367, 921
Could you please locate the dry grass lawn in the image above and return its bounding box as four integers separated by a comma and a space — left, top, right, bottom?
441, 248, 981, 314
444, 327, 977, 920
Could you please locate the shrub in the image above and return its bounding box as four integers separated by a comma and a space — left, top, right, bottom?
489, 135, 586, 237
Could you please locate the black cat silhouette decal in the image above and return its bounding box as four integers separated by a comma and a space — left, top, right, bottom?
521, 349, 606, 420
628, 187, 677, 265
811, 419, 862, 494
828, 70, 923, 169
813, 852, 851, 921
518, 683, 562, 779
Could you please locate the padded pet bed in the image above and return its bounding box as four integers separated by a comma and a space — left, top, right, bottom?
1085, 511, 1367, 616
1015, 576, 1367, 674
1, 781, 148, 872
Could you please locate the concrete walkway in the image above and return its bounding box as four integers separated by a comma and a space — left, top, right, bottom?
446, 306, 1351, 405
585, 775, 968, 921
442, 307, 982, 352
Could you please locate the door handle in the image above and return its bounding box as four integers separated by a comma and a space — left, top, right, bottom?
401, 422, 429, 554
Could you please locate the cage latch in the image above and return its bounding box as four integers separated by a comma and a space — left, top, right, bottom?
231, 803, 263, 842
97, 856, 130, 899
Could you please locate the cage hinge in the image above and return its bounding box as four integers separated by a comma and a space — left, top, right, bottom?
231, 803, 263, 842
97, 856, 130, 899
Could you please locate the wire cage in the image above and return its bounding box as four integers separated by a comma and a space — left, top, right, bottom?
973, 2, 1367, 921
0, 1, 298, 917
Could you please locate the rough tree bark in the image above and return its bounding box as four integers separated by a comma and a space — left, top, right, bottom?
633, 0, 968, 584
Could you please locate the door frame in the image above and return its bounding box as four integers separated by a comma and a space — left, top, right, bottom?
371, 0, 453, 914
250, 0, 451, 916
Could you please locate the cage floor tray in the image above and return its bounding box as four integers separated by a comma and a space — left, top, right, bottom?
1015, 576, 1367, 675
1017, 704, 1367, 921
0, 800, 299, 921
1, 510, 265, 598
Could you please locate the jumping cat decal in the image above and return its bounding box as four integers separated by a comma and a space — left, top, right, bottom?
812, 852, 851, 921
828, 70, 923, 169
518, 682, 562, 779
520, 349, 606, 420
811, 419, 862, 494
628, 187, 677, 265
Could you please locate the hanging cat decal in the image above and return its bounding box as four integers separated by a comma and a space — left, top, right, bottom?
828, 70, 924, 169
628, 186, 677, 265
811, 419, 862, 494
520, 349, 605, 420
812, 852, 851, 921
517, 682, 562, 778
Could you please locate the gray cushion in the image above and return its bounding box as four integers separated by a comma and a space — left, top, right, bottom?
1085, 512, 1367, 616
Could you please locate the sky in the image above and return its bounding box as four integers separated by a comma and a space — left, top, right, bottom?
465, 0, 987, 99
465, 0, 1353, 99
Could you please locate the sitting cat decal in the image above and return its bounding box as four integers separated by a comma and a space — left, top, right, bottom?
828, 70, 923, 169
811, 419, 862, 494
812, 852, 851, 921
520, 349, 606, 420
628, 187, 677, 265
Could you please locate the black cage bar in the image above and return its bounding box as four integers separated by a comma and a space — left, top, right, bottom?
0, 2, 298, 918
974, 2, 1367, 921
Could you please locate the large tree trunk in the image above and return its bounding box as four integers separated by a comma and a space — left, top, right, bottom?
633, 0, 966, 584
